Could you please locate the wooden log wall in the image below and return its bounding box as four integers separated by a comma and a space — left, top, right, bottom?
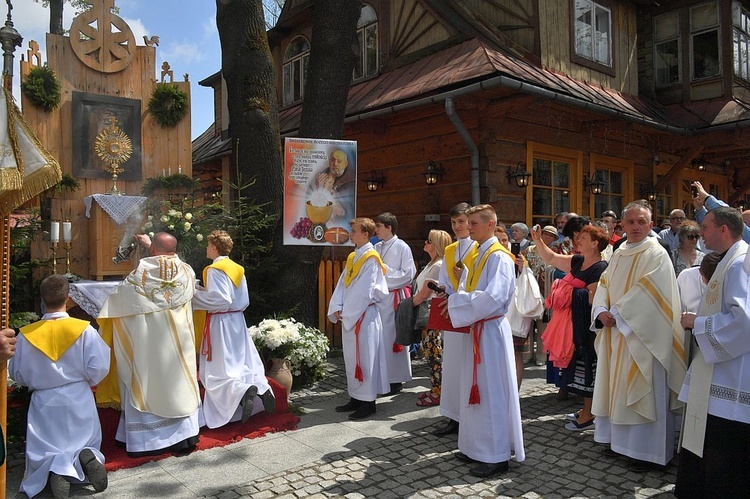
19, 34, 192, 278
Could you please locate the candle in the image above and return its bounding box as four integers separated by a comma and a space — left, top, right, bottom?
178, 165, 182, 174
50, 221, 60, 242
162, 169, 166, 177
62, 221, 72, 242
168, 166, 172, 175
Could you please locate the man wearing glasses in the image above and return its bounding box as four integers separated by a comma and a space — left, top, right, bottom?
659, 209, 686, 251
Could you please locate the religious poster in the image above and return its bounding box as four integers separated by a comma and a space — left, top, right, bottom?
283, 138, 357, 246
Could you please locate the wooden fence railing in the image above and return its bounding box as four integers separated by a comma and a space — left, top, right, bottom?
318, 258, 345, 348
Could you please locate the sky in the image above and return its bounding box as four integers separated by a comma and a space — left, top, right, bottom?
10, 0, 225, 140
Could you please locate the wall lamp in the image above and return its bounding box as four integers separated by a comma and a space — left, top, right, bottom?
640, 183, 659, 202
506, 162, 532, 188
692, 158, 706, 171
738, 200, 746, 212
423, 161, 445, 185
583, 172, 605, 195
362, 169, 385, 192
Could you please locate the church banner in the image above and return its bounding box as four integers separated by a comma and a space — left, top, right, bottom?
283, 138, 357, 246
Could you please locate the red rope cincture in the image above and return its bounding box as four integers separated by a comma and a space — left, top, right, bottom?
468, 315, 502, 405
201, 310, 241, 361
354, 312, 366, 382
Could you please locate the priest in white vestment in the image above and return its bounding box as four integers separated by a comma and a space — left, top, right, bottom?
374, 212, 416, 393
677, 208, 750, 497
96, 232, 201, 457
193, 230, 274, 428
436, 203, 477, 437
443, 205, 525, 478
10, 275, 110, 498
591, 201, 687, 471
329, 218, 390, 420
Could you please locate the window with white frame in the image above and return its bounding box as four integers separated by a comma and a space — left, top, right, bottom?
353, 5, 378, 81
654, 12, 681, 86
283, 36, 310, 106
573, 0, 612, 67
691, 2, 721, 80
733, 1, 750, 81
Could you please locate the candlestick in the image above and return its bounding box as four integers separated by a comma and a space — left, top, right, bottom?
64, 242, 72, 274
62, 221, 72, 243
50, 221, 60, 242
51, 241, 58, 274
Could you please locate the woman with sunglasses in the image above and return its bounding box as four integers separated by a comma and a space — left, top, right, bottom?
673, 221, 704, 277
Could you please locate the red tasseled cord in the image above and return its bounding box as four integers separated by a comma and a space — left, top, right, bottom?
393, 342, 404, 353
354, 314, 365, 382
469, 323, 482, 405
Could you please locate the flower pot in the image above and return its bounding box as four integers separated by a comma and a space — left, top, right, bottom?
266, 357, 293, 400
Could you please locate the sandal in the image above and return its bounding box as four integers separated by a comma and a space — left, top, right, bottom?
418, 391, 431, 400
416, 393, 440, 407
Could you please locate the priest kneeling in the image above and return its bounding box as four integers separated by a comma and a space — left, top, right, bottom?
96, 232, 201, 458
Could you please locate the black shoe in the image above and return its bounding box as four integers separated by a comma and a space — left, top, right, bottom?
335, 398, 361, 412
260, 389, 276, 415
348, 401, 376, 420
49, 473, 70, 499
387, 382, 403, 396
241, 385, 258, 423
455, 451, 476, 463
432, 419, 459, 437
628, 459, 659, 473
469, 461, 509, 478
602, 447, 620, 458
79, 448, 108, 492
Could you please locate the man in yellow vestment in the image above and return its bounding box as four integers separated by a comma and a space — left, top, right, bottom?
591, 200, 687, 472
96, 232, 201, 457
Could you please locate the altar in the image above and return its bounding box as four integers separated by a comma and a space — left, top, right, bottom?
84, 194, 146, 280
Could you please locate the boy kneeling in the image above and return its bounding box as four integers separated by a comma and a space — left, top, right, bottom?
10, 275, 111, 498
328, 218, 389, 420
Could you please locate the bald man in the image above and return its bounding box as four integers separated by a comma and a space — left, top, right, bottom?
97, 232, 201, 458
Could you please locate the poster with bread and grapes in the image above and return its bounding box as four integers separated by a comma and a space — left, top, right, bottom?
283, 137, 357, 246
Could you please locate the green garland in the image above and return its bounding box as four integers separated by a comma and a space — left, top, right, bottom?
147, 83, 189, 128
142, 173, 199, 197
21, 65, 62, 112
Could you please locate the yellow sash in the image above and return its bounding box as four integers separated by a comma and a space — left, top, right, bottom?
445, 241, 479, 291
344, 248, 386, 287
203, 258, 244, 288
466, 241, 506, 292
20, 317, 89, 362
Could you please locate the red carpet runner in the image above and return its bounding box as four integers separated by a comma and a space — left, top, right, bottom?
99, 379, 299, 471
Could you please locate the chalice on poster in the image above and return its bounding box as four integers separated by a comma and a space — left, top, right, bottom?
95, 116, 133, 195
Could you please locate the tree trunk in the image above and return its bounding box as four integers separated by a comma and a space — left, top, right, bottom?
49, 0, 64, 35
216, 0, 360, 326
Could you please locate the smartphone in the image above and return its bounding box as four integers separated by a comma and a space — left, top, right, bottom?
511, 242, 521, 257
691, 184, 698, 198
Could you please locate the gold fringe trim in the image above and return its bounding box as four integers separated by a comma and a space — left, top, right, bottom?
95, 401, 123, 411
0, 87, 62, 216
0, 167, 22, 191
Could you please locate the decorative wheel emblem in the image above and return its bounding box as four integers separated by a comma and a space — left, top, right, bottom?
69, 0, 136, 73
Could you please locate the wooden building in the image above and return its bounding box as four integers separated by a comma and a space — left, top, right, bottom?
196, 0, 750, 249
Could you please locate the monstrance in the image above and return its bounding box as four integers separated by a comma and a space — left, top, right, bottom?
95, 115, 133, 195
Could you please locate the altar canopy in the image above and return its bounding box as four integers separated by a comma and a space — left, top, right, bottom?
0, 88, 62, 216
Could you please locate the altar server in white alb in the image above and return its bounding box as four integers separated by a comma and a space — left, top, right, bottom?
329, 218, 390, 420
441, 204, 524, 478
373, 212, 416, 394
591, 200, 687, 473
96, 232, 201, 458
193, 230, 275, 429
676, 207, 750, 498
10, 275, 110, 499
434, 202, 476, 437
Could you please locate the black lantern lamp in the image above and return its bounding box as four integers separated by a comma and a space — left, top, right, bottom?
583, 172, 605, 195
423, 161, 445, 185
362, 169, 385, 192
506, 162, 531, 188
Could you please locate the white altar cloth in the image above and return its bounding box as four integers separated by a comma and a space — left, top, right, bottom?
84, 194, 147, 225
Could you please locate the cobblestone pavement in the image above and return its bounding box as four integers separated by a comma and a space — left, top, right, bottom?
6, 357, 679, 498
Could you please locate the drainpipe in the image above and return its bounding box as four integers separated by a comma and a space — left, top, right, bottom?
445, 97, 480, 205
